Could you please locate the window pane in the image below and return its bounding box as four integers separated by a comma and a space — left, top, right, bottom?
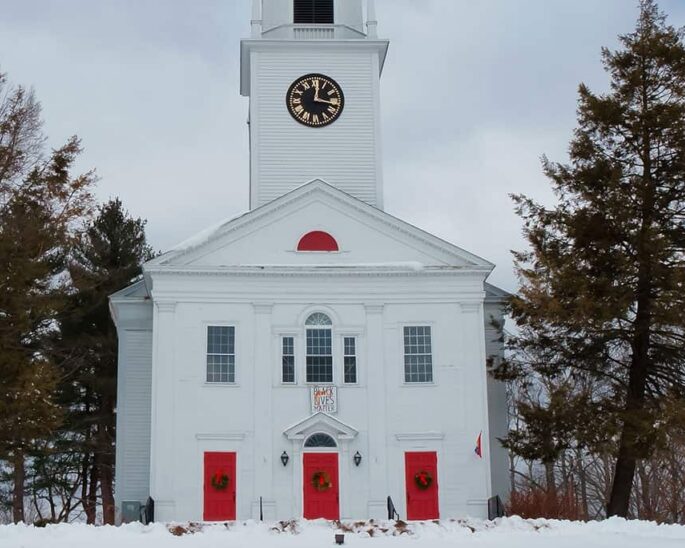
343, 336, 356, 384
403, 326, 432, 383
307, 329, 332, 355
305, 313, 332, 326
344, 336, 355, 355
206, 326, 235, 383
207, 325, 233, 354
304, 433, 337, 447
282, 336, 295, 383
305, 311, 333, 383
344, 356, 356, 383
306, 355, 333, 383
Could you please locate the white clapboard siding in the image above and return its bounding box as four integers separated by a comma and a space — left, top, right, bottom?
252, 49, 380, 208
484, 296, 510, 501
115, 329, 153, 507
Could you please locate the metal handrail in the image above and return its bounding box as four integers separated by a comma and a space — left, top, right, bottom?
387, 495, 400, 520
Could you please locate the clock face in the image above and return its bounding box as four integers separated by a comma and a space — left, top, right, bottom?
286, 73, 344, 127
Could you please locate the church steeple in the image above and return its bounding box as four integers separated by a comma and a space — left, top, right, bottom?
250, 0, 370, 40
241, 0, 389, 210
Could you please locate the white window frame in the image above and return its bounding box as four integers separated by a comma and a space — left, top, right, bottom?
281, 335, 296, 384
305, 312, 334, 385
402, 325, 434, 384
205, 324, 237, 384
342, 335, 358, 385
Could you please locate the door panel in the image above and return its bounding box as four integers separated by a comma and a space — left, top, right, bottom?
303, 453, 339, 519
405, 451, 439, 520
203, 451, 236, 521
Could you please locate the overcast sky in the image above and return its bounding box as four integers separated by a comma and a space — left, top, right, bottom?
2, 0, 685, 292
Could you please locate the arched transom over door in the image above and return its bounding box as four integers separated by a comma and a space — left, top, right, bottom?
304, 432, 337, 448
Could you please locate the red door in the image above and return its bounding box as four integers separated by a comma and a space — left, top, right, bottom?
405, 451, 439, 520
303, 453, 339, 519
203, 451, 236, 521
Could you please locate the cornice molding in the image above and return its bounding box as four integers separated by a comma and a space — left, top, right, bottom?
145, 266, 490, 279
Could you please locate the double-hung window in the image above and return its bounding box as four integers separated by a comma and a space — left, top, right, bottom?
403, 326, 433, 383
206, 326, 235, 383
343, 336, 357, 384
306, 313, 333, 383
282, 336, 295, 384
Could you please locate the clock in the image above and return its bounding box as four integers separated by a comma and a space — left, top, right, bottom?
286, 73, 344, 127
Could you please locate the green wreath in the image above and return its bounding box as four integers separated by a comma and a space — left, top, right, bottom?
311, 470, 332, 492
414, 470, 433, 490
211, 471, 230, 490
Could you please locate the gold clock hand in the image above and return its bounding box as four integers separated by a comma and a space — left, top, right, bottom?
314, 97, 338, 105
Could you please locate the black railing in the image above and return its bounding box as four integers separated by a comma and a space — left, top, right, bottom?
487, 495, 506, 520
141, 496, 154, 524
387, 496, 400, 520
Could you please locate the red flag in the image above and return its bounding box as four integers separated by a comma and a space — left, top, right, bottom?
474, 431, 483, 458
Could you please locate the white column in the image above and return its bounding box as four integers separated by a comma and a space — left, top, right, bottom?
291, 439, 302, 517
366, 0, 378, 38
364, 303, 386, 518
251, 0, 262, 38
461, 302, 493, 510
150, 300, 176, 519
252, 303, 274, 516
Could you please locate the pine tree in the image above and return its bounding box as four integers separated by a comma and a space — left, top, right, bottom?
505, 0, 685, 517
0, 72, 95, 522
56, 199, 153, 524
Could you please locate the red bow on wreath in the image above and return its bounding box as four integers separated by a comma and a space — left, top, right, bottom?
311, 470, 332, 492
414, 470, 433, 490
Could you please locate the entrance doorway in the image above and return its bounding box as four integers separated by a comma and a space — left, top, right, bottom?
405, 451, 439, 520
303, 452, 339, 519
203, 451, 236, 521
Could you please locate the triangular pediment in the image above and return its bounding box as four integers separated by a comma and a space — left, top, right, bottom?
145, 180, 494, 273
283, 412, 358, 441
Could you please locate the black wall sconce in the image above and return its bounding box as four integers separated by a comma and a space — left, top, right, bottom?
353, 451, 362, 467
281, 451, 289, 466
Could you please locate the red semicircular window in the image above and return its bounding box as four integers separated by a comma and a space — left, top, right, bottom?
297, 231, 339, 252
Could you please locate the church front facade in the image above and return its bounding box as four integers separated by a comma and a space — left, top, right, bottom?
111, 0, 509, 523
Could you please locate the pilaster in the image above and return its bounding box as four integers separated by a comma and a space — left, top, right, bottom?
252, 303, 274, 515
364, 303, 387, 518
150, 300, 177, 518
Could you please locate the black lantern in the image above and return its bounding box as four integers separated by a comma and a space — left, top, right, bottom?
281, 451, 289, 467
353, 451, 362, 467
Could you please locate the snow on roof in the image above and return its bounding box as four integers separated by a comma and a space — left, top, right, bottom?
168, 210, 249, 254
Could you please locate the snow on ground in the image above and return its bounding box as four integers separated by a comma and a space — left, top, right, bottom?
2, 516, 685, 548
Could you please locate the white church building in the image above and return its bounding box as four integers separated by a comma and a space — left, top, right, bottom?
110, 0, 509, 523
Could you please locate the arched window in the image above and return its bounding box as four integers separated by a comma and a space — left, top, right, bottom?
305, 313, 333, 383
305, 312, 332, 326
297, 231, 339, 252
294, 0, 334, 24
304, 433, 337, 448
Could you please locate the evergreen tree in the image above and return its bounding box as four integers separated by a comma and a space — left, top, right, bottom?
0, 72, 95, 522
504, 0, 685, 517
56, 199, 153, 524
